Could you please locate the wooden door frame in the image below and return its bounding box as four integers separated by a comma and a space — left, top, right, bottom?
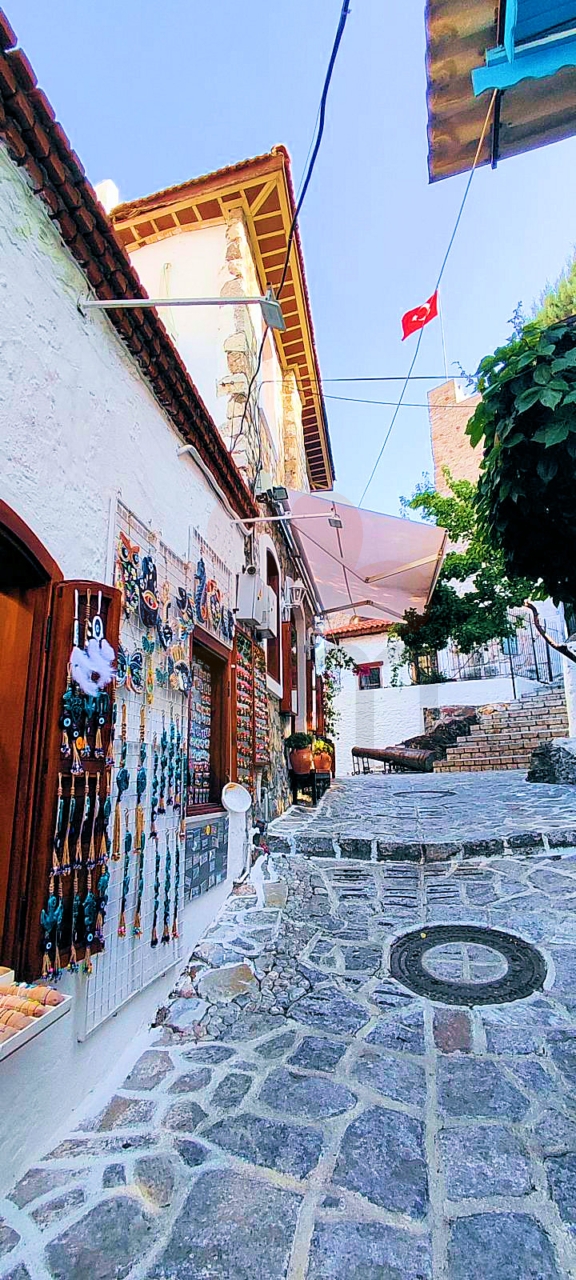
0, 503, 62, 974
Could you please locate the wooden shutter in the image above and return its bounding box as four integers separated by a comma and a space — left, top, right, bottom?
17, 581, 121, 980
306, 656, 314, 733
280, 621, 292, 713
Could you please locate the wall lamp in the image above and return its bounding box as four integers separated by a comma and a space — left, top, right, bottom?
78, 284, 285, 331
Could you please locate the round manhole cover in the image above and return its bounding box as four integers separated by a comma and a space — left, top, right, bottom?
389, 924, 547, 1006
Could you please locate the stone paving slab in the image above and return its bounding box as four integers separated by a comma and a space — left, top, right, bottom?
268, 772, 576, 859
5, 844, 576, 1276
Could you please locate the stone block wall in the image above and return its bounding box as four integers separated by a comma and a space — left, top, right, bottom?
428, 381, 481, 493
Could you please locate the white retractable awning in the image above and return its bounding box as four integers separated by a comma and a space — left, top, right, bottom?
287, 490, 446, 624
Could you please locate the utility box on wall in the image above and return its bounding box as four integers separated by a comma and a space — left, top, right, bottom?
184, 815, 229, 901
236, 570, 266, 628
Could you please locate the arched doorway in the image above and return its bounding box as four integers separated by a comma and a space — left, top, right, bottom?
0, 503, 62, 969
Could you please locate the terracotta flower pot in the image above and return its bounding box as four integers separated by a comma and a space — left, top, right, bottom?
313, 751, 332, 773
290, 747, 314, 774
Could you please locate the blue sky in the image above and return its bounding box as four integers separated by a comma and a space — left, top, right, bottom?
8, 0, 576, 514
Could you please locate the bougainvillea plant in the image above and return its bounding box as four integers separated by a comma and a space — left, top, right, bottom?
467, 318, 576, 609
322, 643, 355, 737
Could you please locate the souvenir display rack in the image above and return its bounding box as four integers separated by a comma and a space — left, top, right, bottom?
234, 631, 255, 790
189, 658, 212, 806
254, 644, 271, 766
30, 582, 121, 983
232, 631, 270, 787
82, 501, 190, 1037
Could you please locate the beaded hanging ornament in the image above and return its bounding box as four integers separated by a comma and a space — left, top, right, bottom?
167, 711, 175, 807
112, 703, 129, 859
150, 835, 161, 948
133, 708, 148, 938
161, 830, 172, 944
41, 774, 66, 979
118, 811, 132, 938
172, 829, 181, 940
158, 715, 168, 815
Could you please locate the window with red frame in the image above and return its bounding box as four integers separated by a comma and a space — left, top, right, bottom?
357, 662, 383, 690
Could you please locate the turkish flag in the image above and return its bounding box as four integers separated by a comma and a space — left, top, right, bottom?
401, 290, 439, 340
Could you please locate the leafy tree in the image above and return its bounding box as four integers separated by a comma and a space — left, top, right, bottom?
392, 470, 534, 671
534, 252, 576, 327
467, 319, 576, 608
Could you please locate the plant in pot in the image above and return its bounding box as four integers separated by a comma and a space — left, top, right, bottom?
312, 737, 333, 773
286, 732, 314, 775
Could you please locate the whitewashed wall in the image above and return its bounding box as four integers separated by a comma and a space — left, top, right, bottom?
0, 144, 248, 1187
332, 633, 543, 776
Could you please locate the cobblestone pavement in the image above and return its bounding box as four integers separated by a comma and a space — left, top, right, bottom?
268, 772, 576, 859
4, 842, 576, 1277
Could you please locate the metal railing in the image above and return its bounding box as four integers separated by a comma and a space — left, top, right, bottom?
435, 620, 563, 687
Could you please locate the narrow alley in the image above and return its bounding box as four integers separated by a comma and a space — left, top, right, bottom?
3, 773, 576, 1279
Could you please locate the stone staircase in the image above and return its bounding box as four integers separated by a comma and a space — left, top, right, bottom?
434, 687, 569, 773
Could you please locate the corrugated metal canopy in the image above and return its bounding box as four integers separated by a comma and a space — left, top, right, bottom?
426, 0, 576, 180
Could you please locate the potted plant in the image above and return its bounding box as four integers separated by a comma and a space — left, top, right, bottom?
312, 736, 333, 773
286, 731, 314, 774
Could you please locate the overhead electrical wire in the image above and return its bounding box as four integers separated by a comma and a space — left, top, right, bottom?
325, 393, 475, 408
358, 89, 498, 508
230, 0, 352, 480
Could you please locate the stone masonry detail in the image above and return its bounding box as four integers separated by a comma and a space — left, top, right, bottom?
4, 779, 576, 1277
436, 688, 569, 774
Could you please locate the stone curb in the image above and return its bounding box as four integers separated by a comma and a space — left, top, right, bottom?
269, 828, 576, 862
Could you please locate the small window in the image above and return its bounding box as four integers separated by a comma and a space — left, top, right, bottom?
358, 663, 382, 690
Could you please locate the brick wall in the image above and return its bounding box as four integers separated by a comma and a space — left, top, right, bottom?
428, 381, 481, 493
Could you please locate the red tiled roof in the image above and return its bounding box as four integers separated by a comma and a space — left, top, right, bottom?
0, 9, 257, 522
326, 618, 391, 641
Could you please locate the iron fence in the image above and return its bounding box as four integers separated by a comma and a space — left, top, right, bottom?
434, 618, 563, 687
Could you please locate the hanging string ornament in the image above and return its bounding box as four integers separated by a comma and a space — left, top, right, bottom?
118, 811, 132, 938
96, 863, 110, 944
167, 711, 175, 807
158, 715, 168, 815
113, 703, 129, 860
161, 831, 172, 944
135, 706, 147, 857
172, 829, 181, 940
133, 832, 146, 938
60, 774, 75, 875
150, 834, 161, 948
41, 873, 63, 980
68, 867, 81, 972
107, 701, 117, 769
51, 773, 65, 878
150, 734, 159, 840
82, 871, 97, 977
98, 767, 112, 864
174, 717, 182, 813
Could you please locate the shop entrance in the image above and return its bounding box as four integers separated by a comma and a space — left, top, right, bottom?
188, 629, 231, 814
0, 504, 61, 971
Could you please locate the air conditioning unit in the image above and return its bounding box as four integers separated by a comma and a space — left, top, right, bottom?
259, 584, 278, 640
236, 569, 267, 628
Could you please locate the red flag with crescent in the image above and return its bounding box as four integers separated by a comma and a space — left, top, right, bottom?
401, 290, 439, 340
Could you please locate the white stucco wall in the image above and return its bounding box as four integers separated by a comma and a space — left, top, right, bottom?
125, 224, 232, 430
332, 633, 547, 776
0, 144, 249, 1186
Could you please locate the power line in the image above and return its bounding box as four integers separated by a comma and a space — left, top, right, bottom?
230, 0, 352, 481
325, 392, 476, 408
358, 89, 498, 508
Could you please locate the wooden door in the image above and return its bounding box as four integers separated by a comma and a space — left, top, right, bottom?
10, 580, 120, 981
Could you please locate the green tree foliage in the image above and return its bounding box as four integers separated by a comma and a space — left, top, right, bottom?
534, 253, 576, 328
392, 471, 533, 663
467, 320, 576, 606
322, 643, 355, 736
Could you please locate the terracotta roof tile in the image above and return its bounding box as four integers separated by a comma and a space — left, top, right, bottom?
0, 17, 257, 522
